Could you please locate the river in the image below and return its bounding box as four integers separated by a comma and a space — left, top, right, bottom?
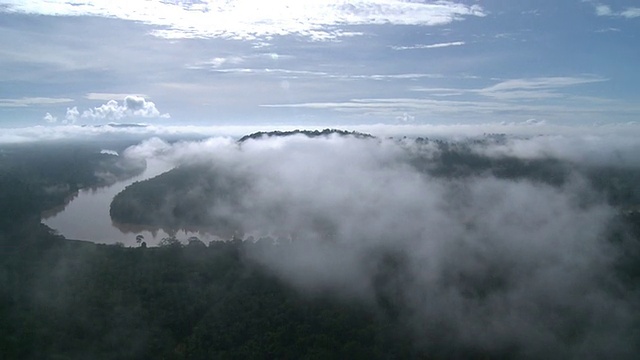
41, 158, 223, 247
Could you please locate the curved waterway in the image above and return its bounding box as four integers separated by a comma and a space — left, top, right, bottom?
42, 159, 223, 247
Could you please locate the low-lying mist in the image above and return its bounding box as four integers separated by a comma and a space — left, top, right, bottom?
119, 133, 640, 358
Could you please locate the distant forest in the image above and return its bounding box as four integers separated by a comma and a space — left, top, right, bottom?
237, 129, 375, 142
0, 137, 429, 359
1, 132, 640, 359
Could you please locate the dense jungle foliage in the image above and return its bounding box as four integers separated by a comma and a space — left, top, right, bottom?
2, 134, 640, 359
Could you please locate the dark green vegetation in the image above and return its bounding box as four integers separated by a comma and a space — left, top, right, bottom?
0, 140, 416, 359
2, 134, 640, 359
0, 140, 145, 228
238, 128, 374, 142
1, 225, 423, 359
111, 165, 246, 239
414, 137, 640, 207
3, 222, 639, 359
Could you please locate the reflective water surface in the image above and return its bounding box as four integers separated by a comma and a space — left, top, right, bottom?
42, 159, 224, 247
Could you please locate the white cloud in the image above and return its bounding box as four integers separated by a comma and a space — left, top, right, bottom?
477, 76, 607, 100
595, 27, 621, 33
200, 67, 440, 81
99, 149, 119, 156
498, 118, 548, 127
592, 2, 640, 19
0, 97, 73, 107
186, 53, 293, 70
413, 76, 608, 100
621, 7, 640, 18
43, 112, 57, 123
595, 4, 613, 16
396, 112, 415, 123
208, 68, 329, 76
85, 93, 147, 101
352, 73, 443, 80
210, 56, 244, 68
186, 56, 249, 70
391, 41, 465, 50
81, 95, 169, 121
82, 100, 122, 120
0, 0, 486, 40
64, 106, 79, 124
522, 118, 546, 126
481, 76, 606, 93
474, 132, 640, 167
3, 123, 640, 144
187, 56, 246, 70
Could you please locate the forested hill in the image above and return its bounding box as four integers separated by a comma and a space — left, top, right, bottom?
238, 128, 374, 142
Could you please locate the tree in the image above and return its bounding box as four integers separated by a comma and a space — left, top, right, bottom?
158, 235, 181, 247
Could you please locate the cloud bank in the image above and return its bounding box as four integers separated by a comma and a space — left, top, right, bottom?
41, 96, 169, 124
0, 97, 73, 108
81, 96, 169, 121
118, 133, 640, 358
3, 123, 640, 145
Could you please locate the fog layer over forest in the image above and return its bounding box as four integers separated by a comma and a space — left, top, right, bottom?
114, 133, 640, 358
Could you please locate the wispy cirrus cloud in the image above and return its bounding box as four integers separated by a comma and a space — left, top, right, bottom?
262, 76, 618, 122
391, 41, 465, 50
477, 76, 607, 100
0, 0, 486, 40
411, 76, 608, 100
195, 65, 441, 81
186, 56, 246, 70
185, 53, 292, 70
85, 93, 148, 101
0, 97, 73, 107
595, 27, 621, 33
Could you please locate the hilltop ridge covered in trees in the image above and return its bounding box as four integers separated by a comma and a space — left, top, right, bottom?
238, 128, 374, 142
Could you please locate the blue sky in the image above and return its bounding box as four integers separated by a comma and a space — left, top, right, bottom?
0, 0, 639, 131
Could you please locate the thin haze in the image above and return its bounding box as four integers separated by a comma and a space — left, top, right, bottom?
0, 0, 638, 130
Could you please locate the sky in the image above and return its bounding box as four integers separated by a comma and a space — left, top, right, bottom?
0, 0, 639, 132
